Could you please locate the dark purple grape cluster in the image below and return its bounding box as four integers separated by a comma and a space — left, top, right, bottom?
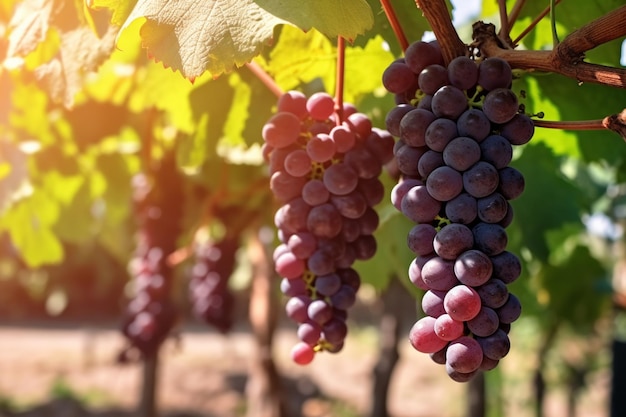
120, 155, 183, 360
383, 41, 532, 382
262, 90, 394, 365
188, 236, 239, 333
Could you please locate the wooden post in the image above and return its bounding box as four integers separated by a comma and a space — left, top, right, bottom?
139, 351, 159, 417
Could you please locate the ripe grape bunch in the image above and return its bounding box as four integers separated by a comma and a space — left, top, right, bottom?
262, 90, 394, 365
383, 40, 532, 382
188, 235, 239, 333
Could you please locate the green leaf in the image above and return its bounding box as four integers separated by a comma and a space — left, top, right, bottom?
0, 140, 31, 214
512, 142, 589, 261
0, 189, 64, 267
90, 0, 139, 26
534, 244, 610, 329
118, 0, 374, 80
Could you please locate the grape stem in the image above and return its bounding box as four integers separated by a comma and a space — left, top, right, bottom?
414, 0, 467, 63
245, 61, 283, 98
472, 5, 626, 88
496, 0, 509, 42
511, 0, 562, 46
334, 36, 346, 125
533, 108, 626, 141
506, 0, 527, 34
380, 0, 409, 52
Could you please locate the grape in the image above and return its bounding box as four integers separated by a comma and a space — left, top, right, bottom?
445, 193, 477, 224
302, 179, 330, 206
479, 135, 513, 169
400, 109, 437, 147
498, 166, 525, 200
421, 257, 458, 291
298, 321, 322, 345
275, 251, 305, 279
418, 64, 450, 95
307, 203, 343, 238
383, 62, 418, 94
315, 273, 342, 297
329, 285, 357, 309
431, 86, 468, 119
456, 109, 491, 141
358, 177, 385, 207
265, 91, 392, 362
476, 279, 509, 309
467, 306, 500, 337
382, 41, 531, 381
330, 191, 367, 219
482, 88, 519, 124
270, 170, 307, 203
401, 185, 442, 224
391, 178, 423, 211
425, 118, 458, 151
409, 256, 432, 290
433, 223, 474, 260
366, 129, 395, 164
291, 341, 316, 365
476, 329, 510, 360
359, 207, 380, 235
347, 113, 373, 140
454, 249, 493, 287
408, 223, 437, 256
472, 223, 508, 256
405, 41, 444, 75
344, 146, 382, 179
444, 285, 481, 321
323, 164, 359, 195
463, 161, 499, 198
409, 316, 449, 353
491, 251, 522, 284
385, 104, 415, 137
278, 90, 308, 119
330, 125, 356, 153
307, 92, 335, 121
448, 56, 478, 90
418, 150, 444, 178
307, 133, 336, 162
322, 318, 348, 344
352, 234, 377, 260
426, 166, 463, 202
280, 278, 308, 297
497, 293, 522, 324
307, 249, 335, 276
446, 336, 483, 373
477, 192, 509, 223
443, 136, 481, 171
434, 314, 465, 341
286, 295, 311, 323
422, 289, 447, 317
501, 113, 535, 145
477, 58, 512, 91
262, 112, 301, 148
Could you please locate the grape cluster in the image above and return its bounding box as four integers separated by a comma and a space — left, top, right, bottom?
120, 155, 183, 359
383, 41, 532, 381
262, 90, 394, 364
188, 236, 239, 333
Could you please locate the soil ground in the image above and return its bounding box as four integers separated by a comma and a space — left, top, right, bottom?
0, 321, 610, 417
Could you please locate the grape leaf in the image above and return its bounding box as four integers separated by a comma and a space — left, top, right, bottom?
118, 0, 374, 80
5, 0, 53, 63
34, 24, 118, 108
89, 0, 139, 26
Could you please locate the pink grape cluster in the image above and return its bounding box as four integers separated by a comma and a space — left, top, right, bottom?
262, 91, 394, 365
189, 236, 239, 334
383, 40, 532, 381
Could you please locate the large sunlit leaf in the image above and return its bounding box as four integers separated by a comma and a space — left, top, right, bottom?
4, 0, 53, 63
117, 0, 374, 80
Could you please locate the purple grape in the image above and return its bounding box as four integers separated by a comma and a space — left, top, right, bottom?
467, 306, 500, 337
418, 64, 450, 95
400, 109, 437, 147
454, 249, 493, 287
479, 135, 513, 169
445, 193, 477, 224
383, 62, 418, 94
456, 109, 491, 142
463, 161, 499, 198
476, 278, 509, 309
498, 166, 525, 200
477, 58, 512, 91
421, 257, 458, 291
448, 56, 478, 90
408, 223, 437, 257
501, 113, 534, 145
425, 118, 458, 151
431, 86, 468, 120
491, 251, 522, 284
443, 136, 481, 171
482, 88, 519, 124
477, 192, 509, 223
433, 223, 474, 260
472, 222, 508, 256
401, 185, 442, 223
426, 166, 463, 202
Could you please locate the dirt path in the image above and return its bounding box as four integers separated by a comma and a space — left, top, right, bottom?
0, 322, 609, 417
